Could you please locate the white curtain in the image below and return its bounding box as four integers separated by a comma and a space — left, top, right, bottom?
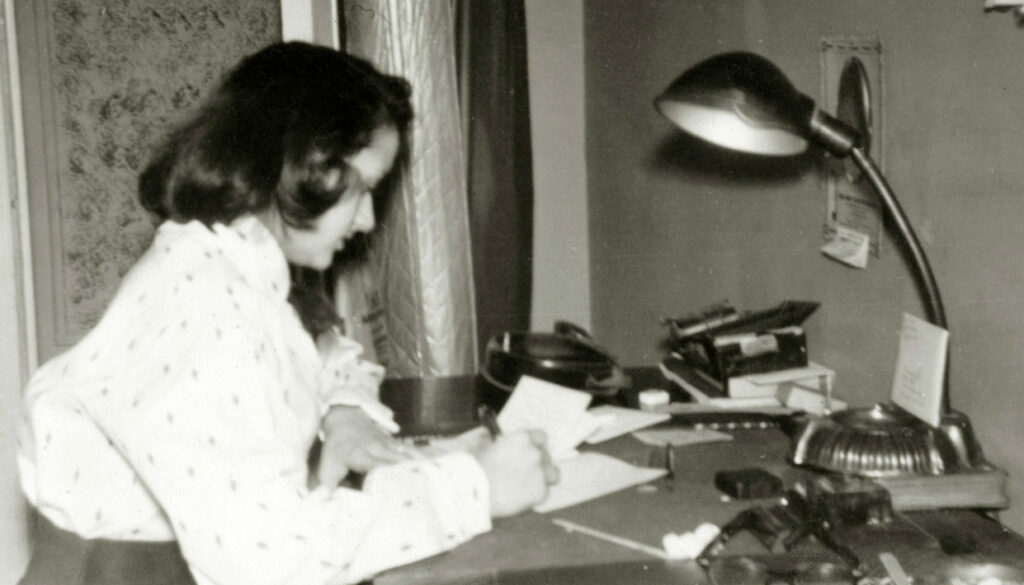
341, 0, 477, 378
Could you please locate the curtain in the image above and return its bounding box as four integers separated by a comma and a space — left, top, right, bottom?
338, 0, 534, 376
341, 0, 477, 377
457, 0, 534, 360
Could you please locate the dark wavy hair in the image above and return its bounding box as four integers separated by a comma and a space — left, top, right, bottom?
139, 41, 413, 230
139, 42, 413, 337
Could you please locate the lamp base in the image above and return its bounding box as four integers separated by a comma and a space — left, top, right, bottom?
789, 403, 983, 477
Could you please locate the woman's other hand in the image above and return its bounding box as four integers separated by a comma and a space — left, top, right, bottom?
317, 406, 418, 487
473, 430, 559, 518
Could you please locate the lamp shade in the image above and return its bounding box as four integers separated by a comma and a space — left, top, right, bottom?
655, 52, 817, 156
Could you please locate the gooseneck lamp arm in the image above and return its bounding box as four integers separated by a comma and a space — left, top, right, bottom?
656, 52, 951, 413
805, 107, 948, 332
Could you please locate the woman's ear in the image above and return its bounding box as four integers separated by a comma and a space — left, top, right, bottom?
321, 167, 344, 192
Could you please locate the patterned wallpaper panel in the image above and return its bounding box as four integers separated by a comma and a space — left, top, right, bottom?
46, 0, 280, 338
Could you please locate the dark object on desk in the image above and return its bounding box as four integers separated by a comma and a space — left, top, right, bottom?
698, 484, 865, 577
662, 300, 817, 396
380, 376, 480, 437
494, 559, 707, 585
480, 321, 627, 409
707, 556, 858, 585
800, 476, 893, 527
672, 330, 814, 396
715, 468, 784, 500
674, 326, 809, 391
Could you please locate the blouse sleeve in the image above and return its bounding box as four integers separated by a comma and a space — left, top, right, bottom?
87, 274, 491, 585
317, 328, 399, 433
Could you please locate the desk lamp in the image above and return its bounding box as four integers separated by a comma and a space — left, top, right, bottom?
655, 52, 984, 478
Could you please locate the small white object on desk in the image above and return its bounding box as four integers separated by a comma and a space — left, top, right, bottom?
638, 388, 671, 411
662, 522, 721, 559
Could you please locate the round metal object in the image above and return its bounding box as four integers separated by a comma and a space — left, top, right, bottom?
790, 403, 978, 477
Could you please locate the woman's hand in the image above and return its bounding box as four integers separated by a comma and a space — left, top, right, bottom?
317, 405, 418, 488
473, 430, 560, 518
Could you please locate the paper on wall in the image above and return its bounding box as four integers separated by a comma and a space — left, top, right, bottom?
821, 225, 870, 269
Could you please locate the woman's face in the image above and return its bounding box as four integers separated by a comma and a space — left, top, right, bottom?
278, 125, 400, 270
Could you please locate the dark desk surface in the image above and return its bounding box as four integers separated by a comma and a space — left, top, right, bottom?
378, 377, 1024, 585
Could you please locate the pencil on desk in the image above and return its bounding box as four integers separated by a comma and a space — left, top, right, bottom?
552, 518, 669, 560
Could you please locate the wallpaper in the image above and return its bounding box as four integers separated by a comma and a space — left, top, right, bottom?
49, 0, 280, 335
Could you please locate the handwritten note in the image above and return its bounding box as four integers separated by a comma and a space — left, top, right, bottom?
497, 376, 597, 459
890, 313, 948, 427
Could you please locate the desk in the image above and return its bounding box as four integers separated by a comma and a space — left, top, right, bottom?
378, 377, 1024, 585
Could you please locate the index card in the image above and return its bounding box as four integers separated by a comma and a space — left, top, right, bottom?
890, 313, 948, 427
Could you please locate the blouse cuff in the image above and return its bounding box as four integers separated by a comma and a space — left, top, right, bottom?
322, 396, 400, 435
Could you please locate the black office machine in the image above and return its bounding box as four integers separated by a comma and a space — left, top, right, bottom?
663, 300, 819, 394
480, 321, 628, 409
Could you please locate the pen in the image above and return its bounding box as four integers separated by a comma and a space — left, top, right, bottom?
478, 405, 502, 439
665, 444, 675, 489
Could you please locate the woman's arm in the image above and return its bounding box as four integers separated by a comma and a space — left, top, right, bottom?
87, 275, 492, 585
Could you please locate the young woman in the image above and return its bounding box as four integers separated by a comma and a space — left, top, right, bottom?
17, 41, 556, 585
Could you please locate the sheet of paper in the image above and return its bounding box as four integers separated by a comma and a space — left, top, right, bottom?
890, 312, 948, 427
585, 405, 670, 444
534, 451, 667, 513
497, 376, 596, 459
631, 428, 733, 448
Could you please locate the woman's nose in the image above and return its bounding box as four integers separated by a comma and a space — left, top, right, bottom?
352, 193, 376, 233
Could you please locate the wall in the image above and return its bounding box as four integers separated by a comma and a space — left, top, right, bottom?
583, 0, 1024, 531
524, 0, 592, 332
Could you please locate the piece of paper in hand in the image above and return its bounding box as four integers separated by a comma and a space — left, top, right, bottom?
497, 376, 596, 459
